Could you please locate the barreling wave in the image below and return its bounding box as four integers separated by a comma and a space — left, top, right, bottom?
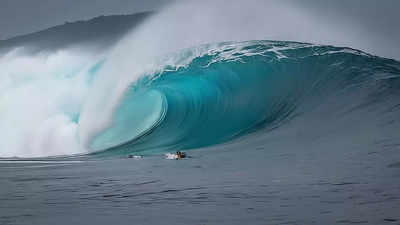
87, 40, 400, 156
1, 40, 400, 158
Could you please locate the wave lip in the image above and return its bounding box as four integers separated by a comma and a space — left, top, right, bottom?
88, 40, 400, 156
2, 40, 400, 158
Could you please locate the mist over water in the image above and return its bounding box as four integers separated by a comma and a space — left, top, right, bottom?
79, 0, 389, 152
0, 48, 106, 157
0, 0, 399, 158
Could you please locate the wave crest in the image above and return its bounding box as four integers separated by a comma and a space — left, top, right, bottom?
87, 41, 400, 155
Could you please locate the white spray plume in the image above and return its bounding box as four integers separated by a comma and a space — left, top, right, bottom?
0, 48, 102, 157
2, 0, 386, 156
79, 0, 369, 150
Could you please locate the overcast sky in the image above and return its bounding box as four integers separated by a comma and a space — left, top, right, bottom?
0, 0, 173, 40
291, 0, 400, 59
0, 0, 399, 59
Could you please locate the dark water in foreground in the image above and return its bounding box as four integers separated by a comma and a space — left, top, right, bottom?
2, 130, 400, 225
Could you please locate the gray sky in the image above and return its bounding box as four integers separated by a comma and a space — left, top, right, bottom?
0, 0, 399, 59
0, 0, 172, 40
291, 0, 400, 59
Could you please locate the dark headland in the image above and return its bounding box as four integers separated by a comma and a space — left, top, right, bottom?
0, 12, 152, 53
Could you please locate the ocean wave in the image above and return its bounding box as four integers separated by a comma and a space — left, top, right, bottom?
87, 41, 400, 156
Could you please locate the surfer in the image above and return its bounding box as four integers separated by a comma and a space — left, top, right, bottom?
176, 151, 186, 159
165, 151, 188, 159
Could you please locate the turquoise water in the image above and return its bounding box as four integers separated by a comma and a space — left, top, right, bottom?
89, 41, 400, 157
1, 40, 400, 225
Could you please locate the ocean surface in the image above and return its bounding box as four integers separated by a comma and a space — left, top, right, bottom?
1, 13, 400, 225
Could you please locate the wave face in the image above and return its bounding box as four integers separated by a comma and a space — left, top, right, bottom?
1, 40, 400, 158
87, 41, 400, 156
